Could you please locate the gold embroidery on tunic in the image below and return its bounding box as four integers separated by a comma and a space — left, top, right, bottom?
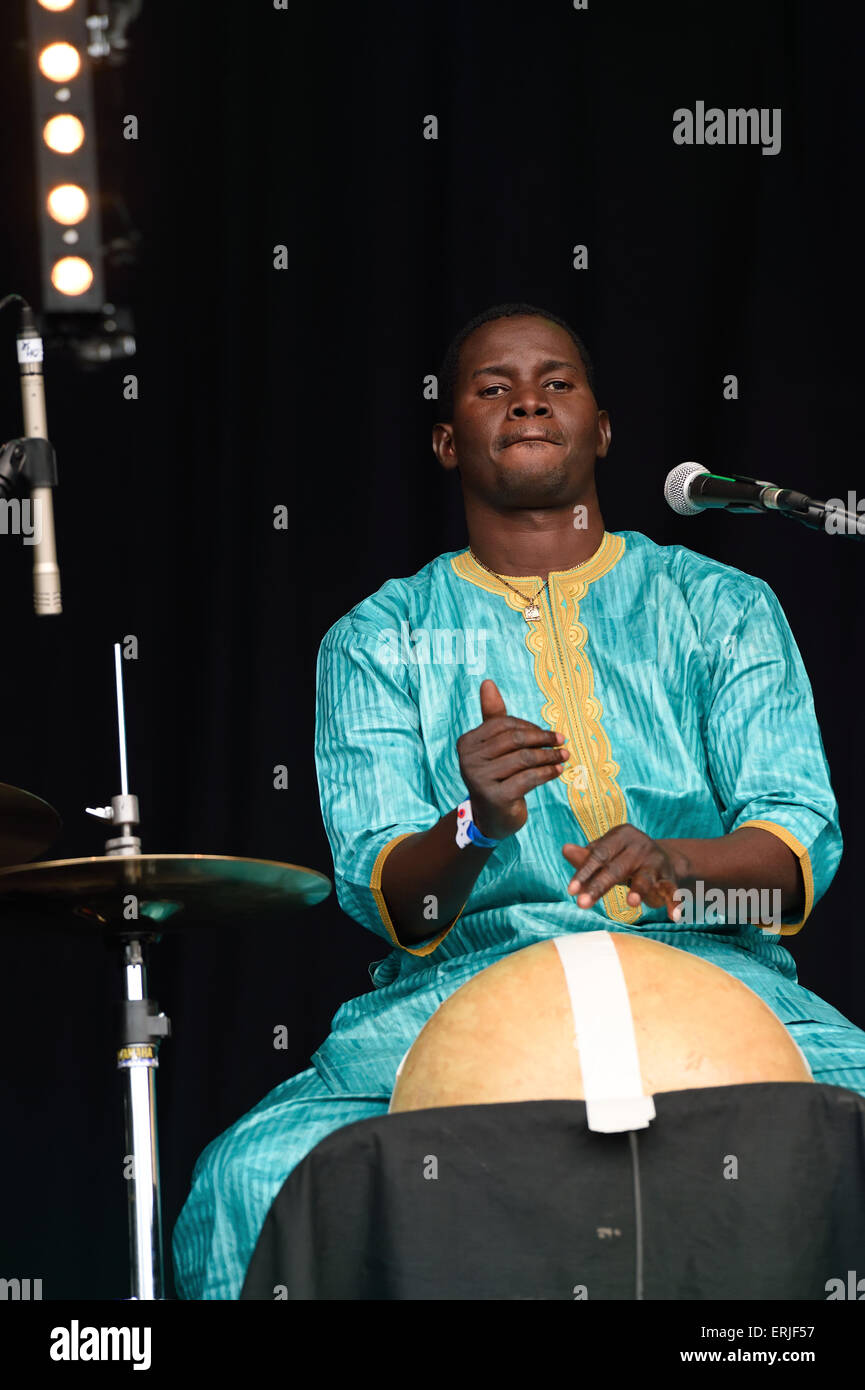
451, 532, 639, 923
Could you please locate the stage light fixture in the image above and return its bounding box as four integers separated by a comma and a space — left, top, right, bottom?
50, 256, 94, 296
46, 184, 89, 225
38, 41, 81, 82
28, 0, 106, 313
42, 113, 85, 153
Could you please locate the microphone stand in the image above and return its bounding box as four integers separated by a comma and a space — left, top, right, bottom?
715, 471, 865, 540
776, 500, 864, 536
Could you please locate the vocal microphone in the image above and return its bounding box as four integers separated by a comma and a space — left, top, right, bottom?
664, 462, 812, 517
16, 305, 62, 615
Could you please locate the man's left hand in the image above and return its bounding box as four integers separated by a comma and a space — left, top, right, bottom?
562, 826, 688, 922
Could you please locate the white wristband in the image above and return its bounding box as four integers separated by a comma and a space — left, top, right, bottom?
455, 797, 501, 849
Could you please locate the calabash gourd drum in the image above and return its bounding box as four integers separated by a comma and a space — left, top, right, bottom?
389, 933, 811, 1112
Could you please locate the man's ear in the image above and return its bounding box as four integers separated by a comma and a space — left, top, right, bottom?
596, 409, 611, 459
433, 422, 459, 472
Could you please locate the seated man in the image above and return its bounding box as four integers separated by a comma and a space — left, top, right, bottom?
173, 301, 865, 1300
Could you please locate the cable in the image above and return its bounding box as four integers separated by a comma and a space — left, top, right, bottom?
628, 1129, 645, 1300
0, 293, 31, 317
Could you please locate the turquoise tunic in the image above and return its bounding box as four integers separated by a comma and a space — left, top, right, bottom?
173, 530, 865, 1299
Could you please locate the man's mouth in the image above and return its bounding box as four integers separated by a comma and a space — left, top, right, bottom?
503, 435, 563, 448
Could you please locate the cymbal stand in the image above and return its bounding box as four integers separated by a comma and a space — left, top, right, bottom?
86, 643, 170, 1300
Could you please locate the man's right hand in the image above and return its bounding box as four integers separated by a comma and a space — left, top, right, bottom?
457, 678, 570, 842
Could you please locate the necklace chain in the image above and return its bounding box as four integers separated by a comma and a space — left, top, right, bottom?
468, 549, 549, 621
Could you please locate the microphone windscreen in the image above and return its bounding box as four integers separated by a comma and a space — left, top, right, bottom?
664, 462, 708, 516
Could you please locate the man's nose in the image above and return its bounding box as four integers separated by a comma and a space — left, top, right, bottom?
509, 399, 552, 418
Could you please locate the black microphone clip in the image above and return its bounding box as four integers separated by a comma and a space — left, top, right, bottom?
0, 436, 59, 500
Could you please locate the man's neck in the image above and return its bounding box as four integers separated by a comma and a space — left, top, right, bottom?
465, 509, 606, 583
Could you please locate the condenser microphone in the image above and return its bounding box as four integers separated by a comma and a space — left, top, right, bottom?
664, 462, 812, 517
16, 305, 61, 615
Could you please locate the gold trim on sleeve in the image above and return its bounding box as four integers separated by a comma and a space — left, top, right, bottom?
737, 818, 814, 935
370, 830, 468, 956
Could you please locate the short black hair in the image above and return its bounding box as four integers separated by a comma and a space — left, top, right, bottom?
436, 301, 596, 422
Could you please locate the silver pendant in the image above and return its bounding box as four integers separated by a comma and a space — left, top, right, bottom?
524, 604, 540, 622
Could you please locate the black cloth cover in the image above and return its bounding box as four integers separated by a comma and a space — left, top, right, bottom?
241, 1083, 865, 1300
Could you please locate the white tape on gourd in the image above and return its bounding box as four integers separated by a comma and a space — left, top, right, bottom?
553, 931, 656, 1133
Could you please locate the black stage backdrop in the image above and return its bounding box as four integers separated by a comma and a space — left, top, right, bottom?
0, 1, 862, 1299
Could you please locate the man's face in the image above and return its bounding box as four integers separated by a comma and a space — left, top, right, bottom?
433, 315, 610, 508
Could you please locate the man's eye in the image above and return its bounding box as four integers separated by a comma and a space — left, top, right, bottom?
479, 380, 572, 397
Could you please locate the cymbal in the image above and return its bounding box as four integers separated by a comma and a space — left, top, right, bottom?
0, 783, 61, 867
0, 854, 331, 931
